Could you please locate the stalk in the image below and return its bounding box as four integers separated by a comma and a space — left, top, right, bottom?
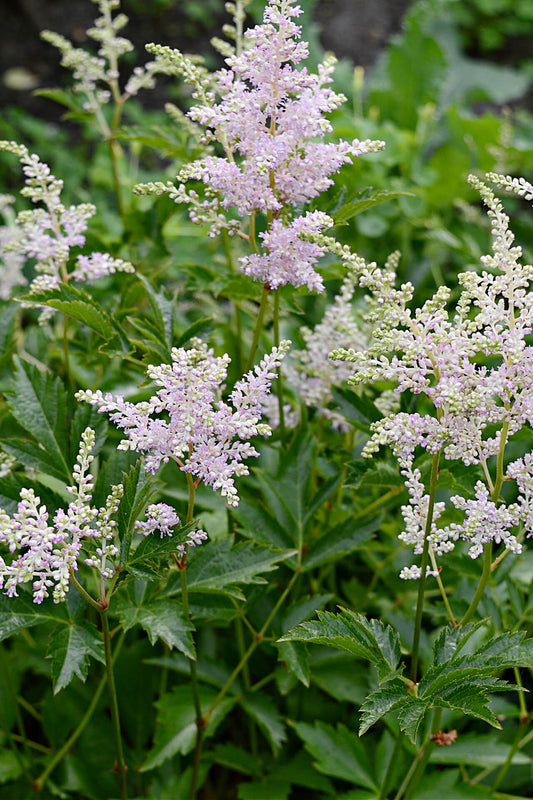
33, 633, 125, 792
100, 610, 128, 800
273, 288, 286, 440
245, 284, 270, 370
410, 451, 441, 682
394, 708, 442, 800
491, 668, 529, 791
173, 469, 203, 800
205, 568, 301, 718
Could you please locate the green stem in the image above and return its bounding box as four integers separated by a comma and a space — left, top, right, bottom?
379, 730, 404, 799
62, 313, 73, 388
461, 542, 493, 626
33, 633, 125, 792
410, 451, 441, 682
176, 472, 203, 800
462, 419, 509, 625
69, 570, 102, 612
100, 611, 127, 799
245, 284, 270, 371
0, 647, 31, 782
206, 568, 301, 718
428, 547, 456, 625
395, 707, 442, 800
223, 229, 244, 374
491, 668, 529, 791
273, 288, 286, 440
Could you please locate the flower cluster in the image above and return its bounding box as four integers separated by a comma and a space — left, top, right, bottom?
135, 503, 207, 558
0, 194, 26, 299
0, 428, 123, 603
332, 173, 533, 571
135, 0, 384, 291
0, 141, 134, 313
269, 271, 369, 429
41, 0, 174, 120
77, 338, 290, 507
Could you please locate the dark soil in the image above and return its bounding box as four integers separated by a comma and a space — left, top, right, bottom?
0, 0, 412, 122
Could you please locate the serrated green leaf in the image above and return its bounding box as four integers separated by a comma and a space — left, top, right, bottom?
141, 685, 234, 770
289, 720, 378, 790
276, 640, 310, 687
134, 274, 175, 353
302, 517, 378, 571
170, 539, 296, 598
7, 357, 71, 482
19, 284, 126, 346
46, 621, 105, 694
233, 496, 293, 549
240, 693, 286, 754
115, 597, 195, 658
125, 520, 197, 579
331, 189, 413, 226
176, 317, 214, 347
0, 593, 66, 641
359, 678, 409, 736
396, 698, 429, 743
117, 460, 159, 563
0, 438, 69, 483
280, 608, 401, 681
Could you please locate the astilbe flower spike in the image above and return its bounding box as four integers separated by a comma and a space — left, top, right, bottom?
330, 173, 533, 575
134, 0, 384, 291
0, 141, 134, 314
0, 428, 123, 603
77, 338, 291, 507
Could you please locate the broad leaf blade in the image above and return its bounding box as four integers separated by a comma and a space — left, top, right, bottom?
46, 621, 105, 694
115, 597, 195, 659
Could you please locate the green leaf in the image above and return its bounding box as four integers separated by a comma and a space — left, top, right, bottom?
0, 749, 22, 784
240, 693, 286, 754
169, 539, 296, 599
46, 621, 105, 694
141, 685, 234, 770
289, 720, 378, 791
115, 597, 195, 659
233, 496, 293, 549
0, 594, 66, 641
124, 520, 197, 580
276, 641, 310, 687
211, 743, 262, 777
18, 284, 127, 351
429, 733, 531, 768
7, 357, 71, 482
359, 678, 410, 736
117, 459, 159, 564
0, 303, 17, 372
302, 517, 379, 571
280, 607, 401, 681
331, 189, 414, 226
134, 274, 175, 354
237, 778, 291, 800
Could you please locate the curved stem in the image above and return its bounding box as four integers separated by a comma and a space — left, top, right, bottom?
100, 610, 127, 799
245, 284, 270, 371
428, 547, 456, 625
410, 451, 441, 682
33, 632, 125, 792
